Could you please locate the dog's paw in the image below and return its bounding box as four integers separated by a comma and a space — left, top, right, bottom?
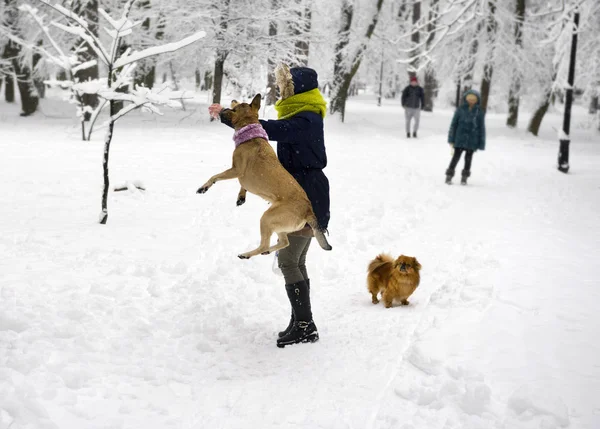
197, 186, 209, 194
372, 298, 379, 304
401, 299, 410, 306
261, 251, 270, 255
236, 197, 246, 206
238, 254, 250, 260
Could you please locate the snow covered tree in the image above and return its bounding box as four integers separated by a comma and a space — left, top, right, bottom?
34, 0, 204, 224
506, 0, 525, 127
330, 0, 384, 122
1, 0, 39, 115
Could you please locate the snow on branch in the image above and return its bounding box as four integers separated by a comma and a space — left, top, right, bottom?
113, 31, 206, 69
50, 22, 110, 66
99, 8, 142, 45
0, 28, 66, 69
91, 85, 195, 126
36, 0, 111, 65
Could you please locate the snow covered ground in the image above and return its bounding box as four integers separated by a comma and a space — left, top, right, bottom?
1, 91, 599, 429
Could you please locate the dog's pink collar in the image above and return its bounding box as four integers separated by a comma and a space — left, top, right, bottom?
233, 123, 269, 147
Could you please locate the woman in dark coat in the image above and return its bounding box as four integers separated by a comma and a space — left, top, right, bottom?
208, 64, 330, 348
446, 89, 486, 185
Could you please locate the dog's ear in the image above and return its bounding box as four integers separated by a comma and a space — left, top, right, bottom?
230, 99, 239, 108
250, 93, 261, 111
412, 257, 422, 270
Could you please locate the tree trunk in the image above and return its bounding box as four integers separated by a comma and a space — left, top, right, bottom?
100, 63, 116, 225
32, 40, 46, 99
212, 0, 231, 105
333, 0, 353, 78
590, 95, 598, 114
455, 80, 461, 107
203, 71, 212, 91
74, 0, 99, 120
331, 0, 384, 121
528, 86, 554, 136
409, 1, 421, 78
266, 0, 279, 105
4, 73, 14, 102
195, 69, 201, 88
479, 0, 497, 112
423, 0, 440, 112
2, 12, 38, 116
507, 0, 525, 127
377, 48, 384, 106
133, 5, 164, 90
462, 22, 483, 93
212, 52, 227, 104
294, 0, 312, 66
2, 0, 17, 104
13, 57, 39, 116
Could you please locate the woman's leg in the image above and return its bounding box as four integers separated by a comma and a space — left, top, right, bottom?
276, 236, 318, 346
298, 237, 312, 282
463, 150, 474, 176
278, 236, 312, 285
446, 148, 464, 178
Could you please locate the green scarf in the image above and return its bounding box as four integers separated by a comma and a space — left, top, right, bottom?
274, 88, 327, 120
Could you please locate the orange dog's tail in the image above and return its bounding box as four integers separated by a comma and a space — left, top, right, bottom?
367, 253, 394, 274
307, 215, 332, 251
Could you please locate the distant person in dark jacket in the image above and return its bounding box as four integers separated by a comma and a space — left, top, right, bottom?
401, 76, 425, 138
445, 89, 486, 185
208, 64, 329, 348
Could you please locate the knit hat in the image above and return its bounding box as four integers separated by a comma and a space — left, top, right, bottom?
410, 76, 418, 83
290, 67, 319, 95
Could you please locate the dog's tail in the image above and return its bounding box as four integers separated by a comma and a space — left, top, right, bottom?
307, 215, 332, 251
367, 254, 394, 274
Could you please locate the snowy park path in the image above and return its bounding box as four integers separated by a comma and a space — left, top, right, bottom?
1, 95, 599, 429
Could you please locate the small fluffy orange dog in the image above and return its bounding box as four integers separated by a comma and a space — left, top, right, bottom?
367, 254, 422, 308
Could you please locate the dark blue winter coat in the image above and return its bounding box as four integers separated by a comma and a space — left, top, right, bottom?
259, 112, 330, 230
448, 89, 486, 151
218, 68, 330, 230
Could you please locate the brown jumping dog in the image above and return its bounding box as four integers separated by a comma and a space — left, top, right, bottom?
197, 94, 332, 259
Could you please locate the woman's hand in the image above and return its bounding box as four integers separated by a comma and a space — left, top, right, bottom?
208, 103, 223, 119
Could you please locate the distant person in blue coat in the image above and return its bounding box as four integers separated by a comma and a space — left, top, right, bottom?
446, 89, 486, 185
401, 76, 425, 138
208, 64, 330, 348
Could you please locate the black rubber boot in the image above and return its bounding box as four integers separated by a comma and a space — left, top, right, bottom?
277, 280, 319, 348
278, 279, 310, 338
413, 131, 417, 138
407, 132, 411, 138
461, 170, 470, 186
445, 168, 455, 185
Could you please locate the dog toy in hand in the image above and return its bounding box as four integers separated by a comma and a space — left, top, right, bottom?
208, 103, 223, 119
